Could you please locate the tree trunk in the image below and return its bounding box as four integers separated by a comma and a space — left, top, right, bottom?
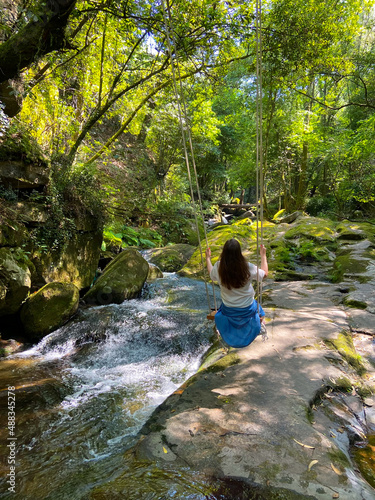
296, 81, 314, 209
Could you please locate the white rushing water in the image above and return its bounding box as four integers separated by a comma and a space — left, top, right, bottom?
1, 274, 217, 499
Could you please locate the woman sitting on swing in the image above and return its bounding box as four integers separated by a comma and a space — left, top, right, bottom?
205, 238, 268, 348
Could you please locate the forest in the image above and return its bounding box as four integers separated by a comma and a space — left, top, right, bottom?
1, 2, 375, 499
1, 0, 374, 250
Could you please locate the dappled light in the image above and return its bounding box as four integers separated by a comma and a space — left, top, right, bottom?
1, 0, 375, 498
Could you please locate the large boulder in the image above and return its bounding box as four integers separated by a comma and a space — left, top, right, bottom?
20, 282, 79, 341
31, 230, 103, 291
0, 248, 31, 316
143, 244, 196, 272
83, 248, 149, 305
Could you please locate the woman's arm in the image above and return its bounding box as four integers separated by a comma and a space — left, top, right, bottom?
260, 244, 268, 277
205, 247, 213, 274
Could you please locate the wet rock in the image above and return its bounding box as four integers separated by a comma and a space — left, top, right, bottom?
0, 338, 22, 357
20, 282, 79, 340
147, 263, 163, 282
0, 247, 31, 316
83, 248, 149, 305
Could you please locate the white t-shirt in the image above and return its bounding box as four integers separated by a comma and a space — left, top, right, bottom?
210, 261, 265, 308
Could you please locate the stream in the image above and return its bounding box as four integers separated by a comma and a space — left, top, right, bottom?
0, 274, 219, 500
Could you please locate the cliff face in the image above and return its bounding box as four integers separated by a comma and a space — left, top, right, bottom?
0, 155, 103, 330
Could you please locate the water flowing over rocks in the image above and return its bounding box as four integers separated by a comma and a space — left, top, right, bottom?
147, 262, 163, 281
1, 215, 374, 499
107, 216, 375, 499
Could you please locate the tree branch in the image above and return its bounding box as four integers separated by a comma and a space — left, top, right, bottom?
294, 89, 375, 110
84, 67, 203, 165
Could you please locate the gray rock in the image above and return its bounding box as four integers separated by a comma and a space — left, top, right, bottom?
134, 282, 375, 499
276, 211, 303, 224
344, 284, 375, 311
347, 309, 375, 335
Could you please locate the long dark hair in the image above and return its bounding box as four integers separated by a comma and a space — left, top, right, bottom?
218, 238, 250, 290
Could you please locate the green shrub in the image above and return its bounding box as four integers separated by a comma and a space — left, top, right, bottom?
305, 196, 335, 216
102, 225, 164, 250
0, 185, 18, 201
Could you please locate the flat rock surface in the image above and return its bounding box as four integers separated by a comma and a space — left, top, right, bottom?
136, 281, 375, 499
347, 308, 375, 335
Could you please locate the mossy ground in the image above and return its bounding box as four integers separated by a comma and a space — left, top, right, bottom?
324, 331, 367, 376
284, 217, 337, 243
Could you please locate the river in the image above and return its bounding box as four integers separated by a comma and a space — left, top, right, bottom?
0, 274, 220, 499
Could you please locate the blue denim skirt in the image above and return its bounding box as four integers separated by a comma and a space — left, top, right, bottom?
214, 300, 265, 348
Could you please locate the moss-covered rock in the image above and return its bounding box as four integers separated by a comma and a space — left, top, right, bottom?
336, 221, 368, 241
275, 210, 303, 224
180, 220, 259, 278
181, 219, 281, 278
144, 244, 196, 272
0, 219, 28, 247
284, 216, 336, 244
324, 330, 367, 376
331, 253, 370, 283
84, 248, 149, 305
147, 263, 163, 282
31, 230, 103, 291
20, 282, 79, 340
0, 248, 31, 316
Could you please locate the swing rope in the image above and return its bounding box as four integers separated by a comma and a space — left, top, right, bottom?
161, 0, 218, 314
255, 0, 267, 340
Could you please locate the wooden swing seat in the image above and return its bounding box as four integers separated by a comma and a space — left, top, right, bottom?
207, 310, 217, 320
